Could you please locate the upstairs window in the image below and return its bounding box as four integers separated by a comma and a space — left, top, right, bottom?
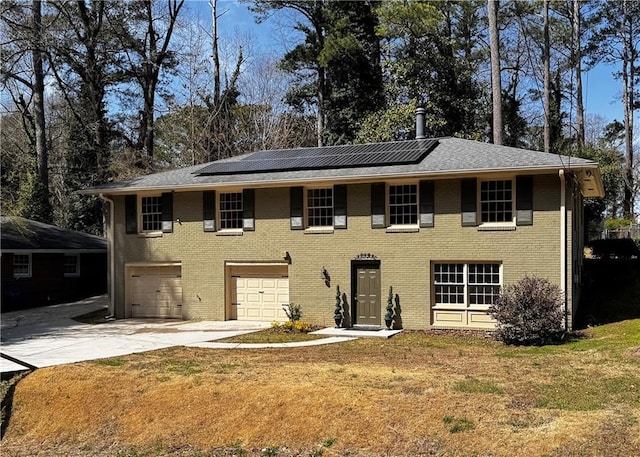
480, 180, 513, 223
13, 254, 31, 277
389, 184, 417, 225
219, 192, 243, 229
307, 188, 333, 227
64, 254, 80, 277
141, 195, 162, 232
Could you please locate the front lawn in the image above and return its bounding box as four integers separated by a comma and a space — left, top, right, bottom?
1, 319, 638, 457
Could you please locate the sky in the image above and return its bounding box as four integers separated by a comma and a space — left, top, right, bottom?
191, 0, 626, 125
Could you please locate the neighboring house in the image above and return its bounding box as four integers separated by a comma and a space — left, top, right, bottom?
1, 217, 107, 312
83, 118, 604, 331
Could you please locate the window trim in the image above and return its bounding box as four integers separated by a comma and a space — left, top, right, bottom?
63, 254, 81, 277
387, 182, 419, 229
138, 194, 163, 234
218, 191, 244, 232
433, 262, 502, 311
478, 178, 516, 228
304, 186, 334, 232
13, 253, 32, 278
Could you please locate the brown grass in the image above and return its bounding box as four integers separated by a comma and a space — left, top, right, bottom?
1, 321, 639, 457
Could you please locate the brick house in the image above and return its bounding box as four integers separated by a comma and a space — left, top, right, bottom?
83, 131, 603, 331
1, 217, 107, 312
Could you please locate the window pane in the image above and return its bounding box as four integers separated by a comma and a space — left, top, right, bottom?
219, 192, 243, 229
13, 254, 30, 276
307, 188, 333, 227
64, 255, 79, 276
389, 184, 417, 225
141, 196, 162, 232
480, 180, 513, 223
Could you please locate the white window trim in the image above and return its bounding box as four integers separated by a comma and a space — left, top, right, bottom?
387, 182, 419, 230
433, 262, 502, 311
63, 254, 81, 277
13, 253, 32, 278
138, 194, 163, 234
478, 178, 516, 229
218, 191, 244, 231
304, 186, 334, 231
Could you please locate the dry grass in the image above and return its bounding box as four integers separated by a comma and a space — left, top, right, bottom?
1, 319, 639, 457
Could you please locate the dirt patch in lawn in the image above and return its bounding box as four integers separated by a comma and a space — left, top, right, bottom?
1, 323, 639, 457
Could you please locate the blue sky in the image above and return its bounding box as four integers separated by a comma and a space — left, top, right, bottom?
188, 0, 625, 125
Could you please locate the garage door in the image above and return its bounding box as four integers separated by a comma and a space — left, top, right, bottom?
233, 276, 289, 322
128, 265, 182, 318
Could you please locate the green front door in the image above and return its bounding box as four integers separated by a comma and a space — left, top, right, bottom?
356, 267, 381, 326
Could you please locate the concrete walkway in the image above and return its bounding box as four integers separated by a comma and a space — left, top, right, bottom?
0, 296, 365, 375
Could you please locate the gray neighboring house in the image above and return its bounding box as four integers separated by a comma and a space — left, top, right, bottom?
1, 217, 107, 312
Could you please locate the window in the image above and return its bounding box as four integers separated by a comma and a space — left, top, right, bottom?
480, 180, 513, 223
219, 192, 243, 229
307, 188, 333, 227
434, 263, 501, 307
64, 254, 80, 277
140, 195, 162, 232
434, 263, 465, 305
468, 263, 501, 305
389, 184, 417, 225
13, 254, 31, 277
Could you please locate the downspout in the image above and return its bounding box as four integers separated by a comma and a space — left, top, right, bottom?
99, 193, 115, 318
558, 170, 567, 331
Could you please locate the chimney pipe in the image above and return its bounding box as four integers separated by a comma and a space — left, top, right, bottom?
415, 107, 426, 139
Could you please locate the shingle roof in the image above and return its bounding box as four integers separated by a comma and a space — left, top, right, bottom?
81, 137, 601, 194
1, 217, 107, 251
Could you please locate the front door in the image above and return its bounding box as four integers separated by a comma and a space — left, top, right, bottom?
356, 267, 381, 326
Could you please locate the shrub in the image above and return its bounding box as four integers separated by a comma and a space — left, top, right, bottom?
488, 275, 565, 345
385, 286, 394, 321
283, 303, 302, 322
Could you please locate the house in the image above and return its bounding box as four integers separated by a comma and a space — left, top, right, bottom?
1, 217, 108, 312
82, 117, 604, 331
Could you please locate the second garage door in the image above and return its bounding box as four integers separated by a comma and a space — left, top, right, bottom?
233, 275, 289, 322
128, 265, 182, 318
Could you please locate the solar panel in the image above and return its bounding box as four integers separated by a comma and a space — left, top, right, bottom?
195, 139, 438, 176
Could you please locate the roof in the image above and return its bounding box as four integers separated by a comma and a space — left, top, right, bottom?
1, 217, 107, 252
81, 137, 604, 197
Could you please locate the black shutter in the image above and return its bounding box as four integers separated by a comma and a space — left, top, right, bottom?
290, 187, 304, 230
125, 195, 137, 234
419, 180, 435, 228
161, 192, 173, 233
243, 189, 255, 231
333, 185, 347, 229
203, 191, 216, 232
461, 179, 477, 226
371, 183, 386, 228
516, 176, 533, 226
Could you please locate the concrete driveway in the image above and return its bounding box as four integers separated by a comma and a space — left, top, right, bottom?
0, 295, 271, 375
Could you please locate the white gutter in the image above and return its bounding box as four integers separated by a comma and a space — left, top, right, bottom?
559, 170, 567, 330
99, 193, 115, 318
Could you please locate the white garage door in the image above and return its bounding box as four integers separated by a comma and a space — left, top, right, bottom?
128, 265, 182, 318
234, 276, 289, 322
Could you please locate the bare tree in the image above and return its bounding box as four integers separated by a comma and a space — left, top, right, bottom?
1, 0, 52, 221
488, 0, 502, 145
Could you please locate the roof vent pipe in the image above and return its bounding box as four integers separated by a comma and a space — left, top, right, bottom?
415, 107, 426, 140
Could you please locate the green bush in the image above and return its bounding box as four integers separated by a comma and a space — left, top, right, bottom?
603, 218, 634, 230
283, 303, 302, 322
488, 276, 565, 346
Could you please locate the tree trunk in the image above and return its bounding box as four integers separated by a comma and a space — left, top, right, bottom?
543, 0, 551, 153
573, 0, 585, 149
622, 0, 635, 219
211, 0, 220, 106
31, 0, 51, 221
488, 0, 502, 145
